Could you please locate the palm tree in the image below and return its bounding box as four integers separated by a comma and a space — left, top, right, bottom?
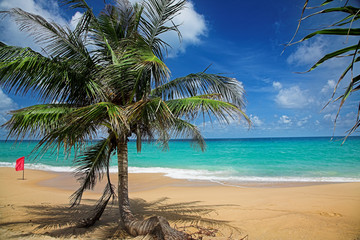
0, 0, 250, 238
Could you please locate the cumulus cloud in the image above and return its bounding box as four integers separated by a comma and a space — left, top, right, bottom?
297, 115, 311, 127
157, 1, 207, 57
279, 115, 292, 125
69, 11, 83, 30
323, 113, 336, 122
0, 0, 70, 51
0, 0, 63, 20
321, 79, 336, 94
273, 81, 314, 109
0, 88, 17, 125
250, 114, 263, 127
275, 85, 313, 109
287, 37, 326, 66
272, 81, 282, 90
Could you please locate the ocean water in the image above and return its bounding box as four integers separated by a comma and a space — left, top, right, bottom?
1, 137, 359, 184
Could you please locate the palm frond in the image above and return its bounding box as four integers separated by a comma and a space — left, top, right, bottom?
37, 102, 128, 155
61, 0, 92, 10
166, 96, 250, 126
325, 55, 360, 106
0, 42, 105, 104
127, 98, 175, 151
319, 0, 335, 7
301, 28, 360, 41
302, 6, 360, 23
170, 118, 206, 152
1, 8, 93, 63
140, 0, 186, 59
63, 0, 121, 65
71, 136, 113, 206
95, 2, 144, 52
344, 102, 360, 141
302, 44, 359, 72
128, 97, 174, 126
132, 37, 171, 88
151, 73, 247, 108
2, 104, 74, 140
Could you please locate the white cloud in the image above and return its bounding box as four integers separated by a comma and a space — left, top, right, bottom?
0, 89, 15, 110
250, 114, 263, 127
0, 0, 78, 51
279, 115, 292, 125
321, 79, 336, 94
297, 115, 311, 127
176, 1, 206, 44
287, 37, 326, 66
0, 88, 17, 125
69, 11, 83, 30
323, 113, 336, 122
156, 1, 207, 57
275, 85, 313, 109
272, 81, 282, 90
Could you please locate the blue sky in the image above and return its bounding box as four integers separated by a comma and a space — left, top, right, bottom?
0, 0, 359, 139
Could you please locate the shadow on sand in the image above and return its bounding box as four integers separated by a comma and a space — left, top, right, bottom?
0, 197, 244, 239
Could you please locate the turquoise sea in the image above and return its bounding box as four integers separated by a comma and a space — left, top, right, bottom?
0, 137, 359, 183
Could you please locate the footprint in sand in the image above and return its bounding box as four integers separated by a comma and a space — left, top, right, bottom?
319, 212, 343, 217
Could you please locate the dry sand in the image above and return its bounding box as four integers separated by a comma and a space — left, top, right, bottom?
0, 167, 359, 239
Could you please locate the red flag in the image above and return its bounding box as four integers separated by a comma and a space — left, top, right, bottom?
15, 157, 24, 171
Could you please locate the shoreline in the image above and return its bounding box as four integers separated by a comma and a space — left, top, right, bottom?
1, 167, 360, 239
38, 169, 347, 191
2, 162, 359, 187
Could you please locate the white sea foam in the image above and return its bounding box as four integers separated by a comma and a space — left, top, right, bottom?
1, 162, 360, 183
0, 162, 75, 172
128, 166, 360, 183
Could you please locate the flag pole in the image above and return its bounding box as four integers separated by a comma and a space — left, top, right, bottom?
22, 169, 24, 180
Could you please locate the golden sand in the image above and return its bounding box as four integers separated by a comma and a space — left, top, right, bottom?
0, 167, 359, 239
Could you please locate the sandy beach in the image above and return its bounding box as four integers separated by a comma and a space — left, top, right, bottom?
0, 167, 359, 240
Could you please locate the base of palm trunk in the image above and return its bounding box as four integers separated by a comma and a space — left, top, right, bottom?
125, 216, 188, 240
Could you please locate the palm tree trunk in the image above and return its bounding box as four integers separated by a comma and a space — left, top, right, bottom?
117, 136, 187, 239
117, 136, 134, 226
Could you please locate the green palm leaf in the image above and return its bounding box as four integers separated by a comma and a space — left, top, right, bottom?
71, 136, 113, 206
151, 73, 247, 108
140, 0, 186, 59
0, 41, 104, 104
127, 97, 174, 152
302, 43, 360, 72
38, 102, 128, 154
134, 39, 171, 88
170, 118, 206, 151
302, 6, 360, 21
166, 96, 249, 125
301, 28, 360, 42
2, 104, 73, 140
1, 8, 92, 63
128, 97, 174, 127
